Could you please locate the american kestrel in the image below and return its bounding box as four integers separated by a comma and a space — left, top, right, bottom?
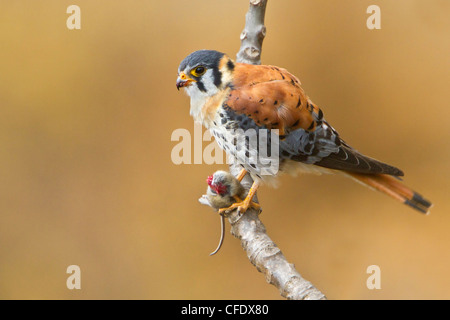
176, 50, 432, 215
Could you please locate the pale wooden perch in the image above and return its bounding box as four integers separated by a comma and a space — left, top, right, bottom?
200, 0, 327, 300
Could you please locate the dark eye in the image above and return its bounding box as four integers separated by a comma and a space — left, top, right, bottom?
191, 66, 206, 77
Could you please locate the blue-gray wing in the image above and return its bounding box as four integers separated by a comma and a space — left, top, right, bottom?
280, 107, 404, 176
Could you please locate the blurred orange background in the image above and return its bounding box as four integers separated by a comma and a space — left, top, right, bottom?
0, 0, 449, 299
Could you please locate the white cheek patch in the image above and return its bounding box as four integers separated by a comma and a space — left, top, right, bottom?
200, 69, 220, 96
219, 65, 233, 87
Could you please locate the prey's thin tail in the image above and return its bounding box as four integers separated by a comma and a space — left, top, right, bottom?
348, 172, 433, 214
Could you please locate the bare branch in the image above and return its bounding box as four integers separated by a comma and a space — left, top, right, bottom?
236, 0, 268, 65
233, 0, 326, 300
200, 0, 327, 300
200, 168, 326, 300
227, 167, 326, 300
228, 211, 326, 300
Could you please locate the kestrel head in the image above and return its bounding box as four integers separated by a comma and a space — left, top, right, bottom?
176, 50, 235, 97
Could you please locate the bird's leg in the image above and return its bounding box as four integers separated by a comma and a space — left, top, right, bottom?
237, 181, 260, 213
235, 168, 247, 182
218, 181, 260, 215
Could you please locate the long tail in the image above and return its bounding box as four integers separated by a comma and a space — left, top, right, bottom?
347, 172, 433, 214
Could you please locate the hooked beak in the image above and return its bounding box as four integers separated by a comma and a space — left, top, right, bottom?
176, 72, 195, 90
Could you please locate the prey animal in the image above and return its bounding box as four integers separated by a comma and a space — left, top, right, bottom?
199, 170, 260, 255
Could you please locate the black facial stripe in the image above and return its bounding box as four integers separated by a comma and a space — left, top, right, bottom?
197, 79, 207, 92
227, 60, 235, 72
213, 68, 222, 88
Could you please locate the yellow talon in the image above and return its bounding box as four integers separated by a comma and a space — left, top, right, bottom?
218, 181, 260, 215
